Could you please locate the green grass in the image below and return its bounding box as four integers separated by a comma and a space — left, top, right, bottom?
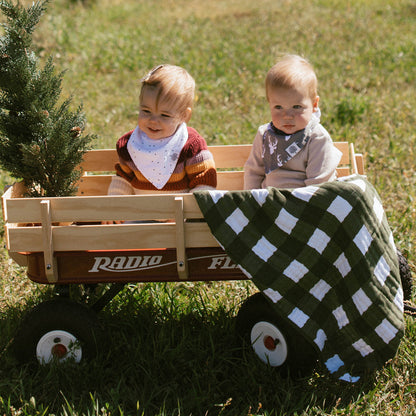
1, 0, 415, 414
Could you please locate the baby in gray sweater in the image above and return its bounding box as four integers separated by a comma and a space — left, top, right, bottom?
244, 54, 341, 190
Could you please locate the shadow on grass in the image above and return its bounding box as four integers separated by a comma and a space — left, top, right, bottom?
0, 285, 379, 416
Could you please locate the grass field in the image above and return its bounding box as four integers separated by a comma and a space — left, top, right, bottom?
0, 0, 415, 414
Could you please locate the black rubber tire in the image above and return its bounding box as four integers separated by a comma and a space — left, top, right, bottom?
236, 292, 318, 377
12, 298, 105, 364
397, 250, 413, 301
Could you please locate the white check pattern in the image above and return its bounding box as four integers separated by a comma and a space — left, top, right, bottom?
195, 175, 405, 382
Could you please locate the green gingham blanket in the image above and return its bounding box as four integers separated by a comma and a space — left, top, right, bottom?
194, 175, 404, 382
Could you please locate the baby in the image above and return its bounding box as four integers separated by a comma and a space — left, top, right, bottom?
107, 64, 217, 196
244, 54, 341, 189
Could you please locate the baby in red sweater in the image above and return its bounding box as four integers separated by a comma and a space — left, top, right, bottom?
107, 64, 217, 197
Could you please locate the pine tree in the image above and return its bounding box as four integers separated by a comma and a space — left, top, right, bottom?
0, 0, 95, 197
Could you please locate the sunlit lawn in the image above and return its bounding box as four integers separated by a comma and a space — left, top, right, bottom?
0, 0, 415, 414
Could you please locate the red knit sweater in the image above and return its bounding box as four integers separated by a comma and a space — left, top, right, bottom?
113, 126, 217, 192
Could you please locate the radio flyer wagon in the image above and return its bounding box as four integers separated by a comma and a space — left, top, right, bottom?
2, 142, 412, 375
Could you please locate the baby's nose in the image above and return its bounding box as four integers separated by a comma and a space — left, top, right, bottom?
283, 109, 294, 118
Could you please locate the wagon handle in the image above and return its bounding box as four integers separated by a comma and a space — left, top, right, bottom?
40, 199, 58, 283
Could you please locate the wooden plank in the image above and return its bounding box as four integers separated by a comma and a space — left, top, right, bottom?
77, 170, 248, 195
336, 167, 351, 178
76, 175, 112, 196
4, 191, 204, 223
217, 165, 352, 184
5, 223, 43, 251
216, 171, 244, 190
334, 142, 350, 165
355, 153, 364, 175
218, 166, 352, 184
214, 143, 352, 168
80, 142, 352, 173
4, 192, 204, 223
6, 222, 218, 252
175, 197, 188, 279
40, 200, 58, 283
349, 143, 365, 175
208, 144, 252, 169
80, 145, 252, 172
1, 185, 13, 225
77, 171, 247, 194
77, 164, 355, 195
80, 149, 118, 172
5, 164, 355, 222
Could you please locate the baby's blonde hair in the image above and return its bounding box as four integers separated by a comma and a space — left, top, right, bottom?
139, 64, 195, 115
265, 55, 318, 101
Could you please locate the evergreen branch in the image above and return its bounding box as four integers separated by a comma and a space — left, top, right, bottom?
0, 0, 49, 35
0, 0, 96, 197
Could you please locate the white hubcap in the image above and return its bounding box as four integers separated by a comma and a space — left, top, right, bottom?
251, 321, 288, 366
36, 330, 82, 364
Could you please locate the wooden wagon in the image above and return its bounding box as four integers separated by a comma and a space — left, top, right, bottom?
2, 142, 367, 368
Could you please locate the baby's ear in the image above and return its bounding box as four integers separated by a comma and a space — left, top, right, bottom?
183, 107, 192, 123
313, 96, 320, 111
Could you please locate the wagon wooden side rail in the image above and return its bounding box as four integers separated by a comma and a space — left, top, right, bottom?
76, 142, 364, 196
2, 190, 214, 282
1, 142, 364, 285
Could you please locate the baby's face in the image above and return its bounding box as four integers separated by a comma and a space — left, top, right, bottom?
138, 87, 185, 140
268, 86, 319, 135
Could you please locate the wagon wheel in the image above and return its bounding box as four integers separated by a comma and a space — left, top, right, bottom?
12, 298, 105, 364
235, 292, 318, 377
397, 250, 413, 301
